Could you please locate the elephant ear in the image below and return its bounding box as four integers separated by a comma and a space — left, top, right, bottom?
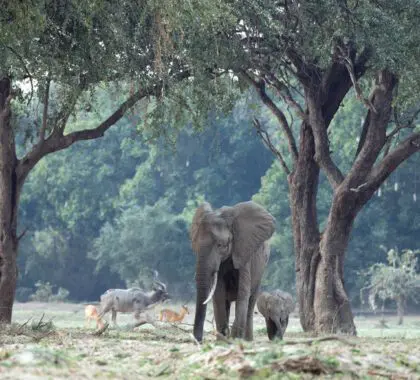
230, 201, 275, 269
190, 202, 213, 254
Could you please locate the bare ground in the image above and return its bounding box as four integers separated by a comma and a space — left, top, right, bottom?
0, 302, 419, 379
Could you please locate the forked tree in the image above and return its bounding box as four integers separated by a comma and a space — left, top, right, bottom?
216, 1, 420, 334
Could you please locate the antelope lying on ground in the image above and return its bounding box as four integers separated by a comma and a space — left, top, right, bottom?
85, 304, 105, 329
159, 305, 189, 323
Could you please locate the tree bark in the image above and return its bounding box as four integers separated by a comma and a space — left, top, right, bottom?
0, 78, 20, 323
290, 123, 356, 335
290, 122, 320, 332
312, 187, 357, 334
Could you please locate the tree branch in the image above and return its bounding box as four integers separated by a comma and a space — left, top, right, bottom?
322, 46, 371, 126
387, 107, 420, 140
17, 227, 29, 242
17, 80, 166, 185
337, 44, 377, 114
286, 47, 319, 88
263, 72, 307, 120
40, 78, 50, 142
4, 45, 34, 105
241, 70, 299, 163
346, 70, 397, 189
253, 118, 291, 175
366, 133, 420, 192
307, 94, 344, 189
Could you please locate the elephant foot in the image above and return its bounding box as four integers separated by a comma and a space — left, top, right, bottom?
266, 318, 277, 341
230, 324, 238, 338
215, 326, 230, 341
245, 330, 253, 341
230, 324, 246, 339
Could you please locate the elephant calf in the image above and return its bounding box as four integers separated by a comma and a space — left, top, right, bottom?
257, 290, 295, 340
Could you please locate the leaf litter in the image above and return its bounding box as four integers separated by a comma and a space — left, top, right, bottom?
1, 319, 419, 379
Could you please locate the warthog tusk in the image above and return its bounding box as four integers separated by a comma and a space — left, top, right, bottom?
203, 272, 218, 305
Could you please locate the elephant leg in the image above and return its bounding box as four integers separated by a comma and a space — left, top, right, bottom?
266, 318, 277, 341
231, 270, 251, 339
273, 318, 284, 340
225, 300, 231, 334
213, 281, 229, 336
245, 290, 258, 341
275, 316, 289, 340
111, 309, 117, 326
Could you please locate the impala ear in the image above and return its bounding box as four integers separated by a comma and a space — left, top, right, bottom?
190, 202, 213, 254
230, 201, 275, 269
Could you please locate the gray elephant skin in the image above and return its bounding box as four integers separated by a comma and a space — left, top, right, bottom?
190, 201, 275, 342
257, 290, 295, 340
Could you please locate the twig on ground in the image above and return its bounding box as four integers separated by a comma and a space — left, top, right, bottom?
169, 323, 190, 333
367, 370, 395, 379
16, 318, 32, 334
284, 335, 356, 346
34, 313, 45, 330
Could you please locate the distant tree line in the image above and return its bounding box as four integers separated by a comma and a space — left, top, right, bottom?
16, 91, 420, 306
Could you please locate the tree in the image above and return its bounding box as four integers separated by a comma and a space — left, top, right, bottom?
0, 0, 231, 322
255, 96, 420, 303
185, 0, 420, 334
362, 248, 420, 325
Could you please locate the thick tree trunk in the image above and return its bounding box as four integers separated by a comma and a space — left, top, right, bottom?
292, 195, 357, 334
0, 78, 21, 323
313, 198, 357, 335
291, 122, 356, 335
290, 122, 320, 332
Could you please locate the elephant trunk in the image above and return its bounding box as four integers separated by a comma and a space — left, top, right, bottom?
193, 280, 208, 342
193, 266, 219, 342
193, 295, 207, 342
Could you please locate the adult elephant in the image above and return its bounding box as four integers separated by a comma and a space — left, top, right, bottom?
191, 201, 275, 342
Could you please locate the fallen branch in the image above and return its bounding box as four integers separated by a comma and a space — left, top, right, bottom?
169, 323, 190, 334
367, 370, 396, 379
15, 318, 32, 334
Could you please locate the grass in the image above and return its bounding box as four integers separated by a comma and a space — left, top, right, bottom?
1, 301, 419, 379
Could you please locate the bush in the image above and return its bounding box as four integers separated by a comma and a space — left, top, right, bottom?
49, 287, 70, 302
29, 281, 69, 302
15, 287, 33, 302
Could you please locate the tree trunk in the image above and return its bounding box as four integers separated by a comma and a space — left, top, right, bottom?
313, 191, 357, 335
0, 78, 21, 323
290, 122, 320, 332
291, 121, 356, 335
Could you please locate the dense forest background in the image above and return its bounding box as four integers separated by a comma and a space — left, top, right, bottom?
15, 88, 419, 306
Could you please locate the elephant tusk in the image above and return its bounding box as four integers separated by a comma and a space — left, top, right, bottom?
203, 272, 218, 305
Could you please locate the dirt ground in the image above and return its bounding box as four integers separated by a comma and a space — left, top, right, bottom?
0, 302, 419, 379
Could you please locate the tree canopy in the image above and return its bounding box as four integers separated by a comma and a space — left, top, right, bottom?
2, 0, 419, 333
